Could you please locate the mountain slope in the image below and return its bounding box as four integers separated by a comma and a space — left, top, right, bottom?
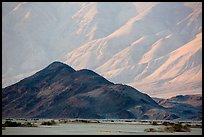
3, 61, 164, 119
64, 2, 202, 98
130, 33, 202, 97
158, 94, 202, 120
3, 62, 201, 120
2, 2, 202, 99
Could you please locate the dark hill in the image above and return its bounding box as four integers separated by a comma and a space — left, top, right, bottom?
2, 61, 182, 119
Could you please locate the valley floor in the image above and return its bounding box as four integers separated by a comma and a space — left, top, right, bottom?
2, 119, 202, 135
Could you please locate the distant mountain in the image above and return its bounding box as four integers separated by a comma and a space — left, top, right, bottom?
158, 94, 202, 120
64, 2, 202, 98
3, 2, 202, 98
152, 97, 164, 103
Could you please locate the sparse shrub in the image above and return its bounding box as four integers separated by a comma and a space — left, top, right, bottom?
97, 130, 112, 132
152, 121, 158, 125
3, 121, 37, 127
4, 121, 22, 127
23, 122, 33, 127
162, 127, 175, 132
173, 123, 183, 132
189, 124, 202, 128
169, 122, 175, 126
144, 128, 157, 132
58, 119, 68, 124
162, 123, 191, 132
41, 120, 56, 126
81, 120, 88, 123
162, 121, 170, 126
5, 118, 13, 121
185, 124, 191, 127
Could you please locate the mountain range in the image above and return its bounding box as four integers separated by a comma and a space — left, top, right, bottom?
2, 62, 202, 120
158, 94, 202, 120
64, 2, 202, 98
2, 2, 202, 98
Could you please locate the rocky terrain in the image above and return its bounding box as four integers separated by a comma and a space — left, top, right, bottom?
2, 62, 160, 119
2, 62, 202, 120
158, 94, 202, 120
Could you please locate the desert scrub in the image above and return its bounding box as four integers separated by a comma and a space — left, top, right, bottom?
145, 123, 191, 132
41, 120, 57, 126
162, 121, 170, 126
3, 121, 37, 127
163, 123, 191, 132
97, 130, 112, 132
152, 121, 158, 125
144, 128, 157, 132
59, 120, 68, 124
173, 123, 190, 132
3, 121, 22, 127
187, 124, 202, 128
23, 122, 37, 127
